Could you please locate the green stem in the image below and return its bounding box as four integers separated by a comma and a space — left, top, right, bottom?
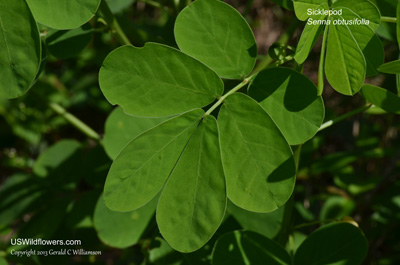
99, 0, 131, 45
293, 219, 337, 230
318, 104, 373, 131
318, 24, 329, 95
49, 103, 101, 142
381, 16, 397, 23
203, 76, 253, 116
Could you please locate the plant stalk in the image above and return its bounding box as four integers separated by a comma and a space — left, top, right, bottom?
203, 76, 253, 116
99, 0, 131, 46
318, 104, 373, 131
49, 103, 101, 142
318, 24, 329, 95
381, 16, 397, 23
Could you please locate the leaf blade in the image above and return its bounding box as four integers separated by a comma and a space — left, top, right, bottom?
218, 93, 296, 213
174, 0, 257, 79
99, 43, 223, 117
103, 109, 204, 212
157, 115, 226, 253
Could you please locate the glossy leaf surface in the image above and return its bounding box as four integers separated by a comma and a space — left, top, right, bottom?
174, 0, 257, 79
103, 107, 167, 160
25, 0, 101, 30
99, 43, 223, 117
94, 194, 157, 248
0, 0, 41, 99
103, 109, 204, 212
294, 223, 368, 265
218, 93, 296, 213
157, 115, 226, 252
212, 231, 291, 265
248, 67, 324, 145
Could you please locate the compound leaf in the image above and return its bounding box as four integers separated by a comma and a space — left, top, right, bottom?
103, 109, 204, 212
248, 67, 325, 145
25, 0, 101, 30
361, 84, 400, 114
218, 93, 296, 213
103, 107, 168, 160
212, 230, 291, 265
94, 194, 157, 248
378, 60, 400, 74
99, 43, 223, 117
294, 222, 368, 265
0, 0, 41, 99
157, 115, 226, 253
174, 0, 257, 79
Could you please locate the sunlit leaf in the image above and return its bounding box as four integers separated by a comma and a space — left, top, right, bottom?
361, 84, 400, 114
292, 0, 328, 21
157, 115, 226, 252
378, 60, 400, 74
25, 0, 101, 30
103, 107, 167, 160
103, 109, 204, 212
218, 93, 296, 213
94, 194, 157, 248
174, 0, 257, 79
99, 43, 223, 117
248, 67, 325, 145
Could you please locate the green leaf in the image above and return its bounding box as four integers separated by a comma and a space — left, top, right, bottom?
292, 0, 328, 21
294, 223, 368, 265
325, 17, 366, 95
294, 6, 327, 64
157, 115, 226, 253
33, 139, 81, 178
174, 0, 257, 79
228, 200, 285, 238
46, 23, 93, 59
378, 60, 400, 74
212, 230, 291, 265
0, 257, 7, 265
319, 196, 356, 221
25, 0, 101, 30
0, 0, 41, 99
99, 43, 223, 117
397, 1, 400, 49
94, 193, 157, 248
103, 109, 204, 212
103, 107, 167, 160
248, 67, 325, 145
333, 0, 381, 31
335, 3, 383, 76
0, 174, 45, 227
218, 93, 296, 213
106, 0, 136, 13
361, 84, 400, 114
